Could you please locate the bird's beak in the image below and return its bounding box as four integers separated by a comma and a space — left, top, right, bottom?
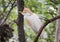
19, 11, 23, 14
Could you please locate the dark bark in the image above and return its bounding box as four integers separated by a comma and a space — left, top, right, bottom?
17, 0, 26, 42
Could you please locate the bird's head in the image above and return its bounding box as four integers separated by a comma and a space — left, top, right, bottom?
19, 8, 32, 16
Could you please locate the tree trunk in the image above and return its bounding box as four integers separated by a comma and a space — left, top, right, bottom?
54, 4, 60, 42
17, 0, 26, 42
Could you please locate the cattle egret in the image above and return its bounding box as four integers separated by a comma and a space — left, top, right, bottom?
19, 8, 47, 38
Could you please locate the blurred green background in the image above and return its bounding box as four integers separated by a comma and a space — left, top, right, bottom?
0, 0, 59, 42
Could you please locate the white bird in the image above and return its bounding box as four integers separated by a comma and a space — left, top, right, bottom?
19, 8, 47, 38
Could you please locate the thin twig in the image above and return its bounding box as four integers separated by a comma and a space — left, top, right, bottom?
0, 0, 13, 25
0, 0, 12, 18
2, 0, 16, 25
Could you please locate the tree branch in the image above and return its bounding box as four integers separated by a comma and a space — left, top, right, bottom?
17, 0, 26, 42
34, 14, 60, 42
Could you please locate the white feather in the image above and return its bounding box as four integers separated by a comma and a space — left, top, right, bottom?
23, 13, 47, 38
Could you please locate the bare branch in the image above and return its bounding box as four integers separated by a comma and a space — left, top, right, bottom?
34, 14, 60, 42
0, 0, 13, 25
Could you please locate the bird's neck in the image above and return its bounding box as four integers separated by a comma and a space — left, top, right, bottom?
23, 12, 32, 16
